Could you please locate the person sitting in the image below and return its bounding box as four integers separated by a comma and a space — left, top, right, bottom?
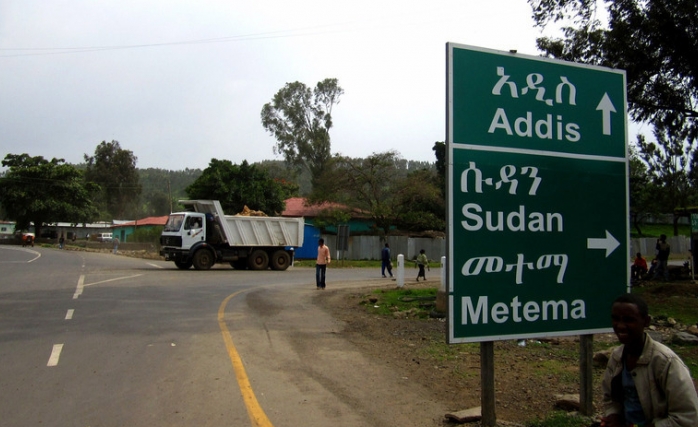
601, 294, 698, 427
647, 258, 658, 278
631, 252, 648, 282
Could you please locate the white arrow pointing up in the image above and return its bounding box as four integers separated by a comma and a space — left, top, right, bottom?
596, 93, 617, 136
587, 230, 620, 257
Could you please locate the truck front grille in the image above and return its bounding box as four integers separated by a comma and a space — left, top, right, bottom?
160, 236, 182, 247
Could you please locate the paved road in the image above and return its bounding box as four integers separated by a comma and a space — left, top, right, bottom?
0, 246, 448, 427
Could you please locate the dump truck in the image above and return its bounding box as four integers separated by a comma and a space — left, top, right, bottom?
159, 200, 304, 271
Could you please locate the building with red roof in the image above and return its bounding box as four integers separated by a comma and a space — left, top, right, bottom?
112, 216, 169, 242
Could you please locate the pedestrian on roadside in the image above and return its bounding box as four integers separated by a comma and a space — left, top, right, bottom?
113, 237, 120, 254
316, 238, 331, 289
601, 293, 698, 427
58, 235, 64, 249
381, 243, 393, 278
652, 234, 671, 281
416, 249, 429, 281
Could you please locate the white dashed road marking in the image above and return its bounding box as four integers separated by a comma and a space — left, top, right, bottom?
47, 344, 64, 367
73, 275, 85, 299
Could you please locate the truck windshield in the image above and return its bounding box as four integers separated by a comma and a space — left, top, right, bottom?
163, 215, 184, 232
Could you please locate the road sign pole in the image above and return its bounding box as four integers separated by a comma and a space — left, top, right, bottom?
480, 342, 496, 426
579, 334, 594, 415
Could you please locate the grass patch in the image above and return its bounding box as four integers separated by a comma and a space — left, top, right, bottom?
632, 285, 698, 325
527, 411, 594, 427
630, 223, 690, 238
362, 287, 437, 316
293, 259, 440, 269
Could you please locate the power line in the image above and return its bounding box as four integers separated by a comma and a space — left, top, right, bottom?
0, 6, 448, 58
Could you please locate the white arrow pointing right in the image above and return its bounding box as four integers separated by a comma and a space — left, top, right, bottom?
587, 230, 620, 257
596, 93, 617, 136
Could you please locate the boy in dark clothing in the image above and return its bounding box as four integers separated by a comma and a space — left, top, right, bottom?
381, 243, 393, 278
601, 294, 698, 427
652, 234, 670, 281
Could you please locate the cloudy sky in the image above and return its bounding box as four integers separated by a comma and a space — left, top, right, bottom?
1, 1, 548, 171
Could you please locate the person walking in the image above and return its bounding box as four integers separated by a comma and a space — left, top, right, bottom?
381, 243, 393, 278
416, 249, 429, 281
316, 238, 331, 289
58, 235, 65, 249
652, 234, 671, 281
112, 237, 120, 254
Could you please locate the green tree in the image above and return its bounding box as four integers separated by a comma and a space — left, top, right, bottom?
0, 154, 98, 236
628, 146, 662, 236
432, 141, 446, 194
396, 168, 445, 232
636, 128, 696, 234
137, 168, 202, 216
325, 151, 442, 234
529, 0, 698, 234
261, 78, 344, 189
530, 0, 697, 136
185, 159, 287, 215
84, 141, 142, 219
254, 160, 303, 197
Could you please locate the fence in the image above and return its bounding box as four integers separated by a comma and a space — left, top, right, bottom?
317, 235, 693, 261
631, 236, 692, 258
317, 235, 446, 262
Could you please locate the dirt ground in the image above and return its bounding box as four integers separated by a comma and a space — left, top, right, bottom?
314, 278, 619, 425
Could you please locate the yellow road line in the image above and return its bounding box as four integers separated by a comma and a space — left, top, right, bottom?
218, 291, 274, 427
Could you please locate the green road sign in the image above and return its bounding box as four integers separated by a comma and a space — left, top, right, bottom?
447, 44, 629, 343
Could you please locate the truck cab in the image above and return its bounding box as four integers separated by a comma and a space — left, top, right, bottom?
161, 212, 210, 269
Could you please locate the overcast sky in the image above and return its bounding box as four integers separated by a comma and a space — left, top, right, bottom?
1, 1, 547, 171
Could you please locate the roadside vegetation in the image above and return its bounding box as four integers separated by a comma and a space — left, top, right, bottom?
630, 223, 690, 239
348, 280, 698, 427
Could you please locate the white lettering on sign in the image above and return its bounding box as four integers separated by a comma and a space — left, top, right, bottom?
461, 203, 563, 233
462, 253, 568, 284
492, 67, 577, 106
461, 162, 541, 196
488, 109, 581, 142
489, 67, 580, 142
461, 295, 586, 325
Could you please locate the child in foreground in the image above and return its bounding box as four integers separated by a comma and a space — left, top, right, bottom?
601, 294, 698, 427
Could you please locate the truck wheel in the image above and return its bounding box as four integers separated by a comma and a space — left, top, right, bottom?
193, 249, 214, 270
175, 260, 193, 270
270, 250, 291, 271
248, 249, 269, 270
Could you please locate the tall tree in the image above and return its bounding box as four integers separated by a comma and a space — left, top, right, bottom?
325, 151, 443, 234
636, 128, 696, 234
396, 168, 445, 232
0, 154, 98, 237
185, 159, 287, 215
432, 141, 446, 194
628, 146, 661, 236
529, 0, 697, 138
529, 0, 698, 234
261, 78, 343, 189
84, 141, 142, 219
255, 160, 304, 197
137, 168, 202, 216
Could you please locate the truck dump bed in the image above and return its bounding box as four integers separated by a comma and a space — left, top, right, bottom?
223, 215, 303, 246
179, 200, 303, 247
